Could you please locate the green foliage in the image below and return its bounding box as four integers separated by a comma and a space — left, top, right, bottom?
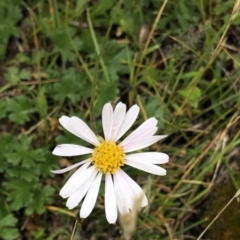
5, 66, 31, 84
3, 179, 54, 214
90, 0, 115, 17
179, 86, 202, 108
145, 96, 166, 127
6, 95, 35, 124
0, 101, 6, 119
0, 213, 19, 240
35, 88, 48, 118
3, 179, 35, 211
103, 41, 131, 80
1, 0, 240, 239
0, 133, 57, 237
47, 68, 90, 104
0, 0, 22, 59
26, 185, 55, 215
6, 135, 42, 167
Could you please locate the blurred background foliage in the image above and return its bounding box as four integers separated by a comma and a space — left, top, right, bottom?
0, 0, 240, 239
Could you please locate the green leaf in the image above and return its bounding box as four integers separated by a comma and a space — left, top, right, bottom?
49, 68, 88, 104
96, 81, 119, 111
38, 152, 59, 178
0, 228, 19, 240
3, 179, 34, 210
145, 96, 165, 127
26, 185, 55, 215
37, 23, 81, 63
74, 0, 88, 17
179, 86, 202, 108
4, 66, 19, 84
5, 135, 45, 168
18, 69, 31, 80
90, 0, 114, 17
5, 152, 21, 166
4, 66, 31, 83
6, 95, 35, 124
0, 1, 22, 59
0, 100, 7, 119
143, 67, 159, 84
35, 88, 48, 118
120, 16, 135, 35
0, 214, 17, 227
0, 134, 15, 172
80, 29, 94, 53
0, 214, 19, 240
7, 167, 39, 182
103, 41, 130, 81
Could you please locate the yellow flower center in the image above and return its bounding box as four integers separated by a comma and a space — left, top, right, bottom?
92, 141, 125, 174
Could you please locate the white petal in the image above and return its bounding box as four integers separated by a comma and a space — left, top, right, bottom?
80, 172, 102, 218
114, 105, 139, 141
66, 168, 98, 209
70, 117, 100, 146
50, 159, 88, 174
102, 103, 114, 141
120, 118, 158, 147
59, 116, 77, 137
125, 160, 167, 175
52, 144, 93, 156
60, 161, 90, 191
113, 174, 129, 215
115, 170, 136, 203
121, 127, 158, 148
111, 102, 126, 141
114, 171, 133, 208
126, 152, 169, 164
123, 135, 167, 153
118, 169, 148, 207
59, 116, 99, 146
60, 164, 95, 198
105, 174, 117, 224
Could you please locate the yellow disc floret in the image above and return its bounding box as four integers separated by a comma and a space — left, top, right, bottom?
92, 141, 125, 174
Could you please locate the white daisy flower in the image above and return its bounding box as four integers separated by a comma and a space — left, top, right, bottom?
51, 102, 169, 224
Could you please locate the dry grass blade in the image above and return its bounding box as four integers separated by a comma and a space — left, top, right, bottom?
214, 0, 240, 56
138, 23, 151, 49
231, 0, 240, 20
